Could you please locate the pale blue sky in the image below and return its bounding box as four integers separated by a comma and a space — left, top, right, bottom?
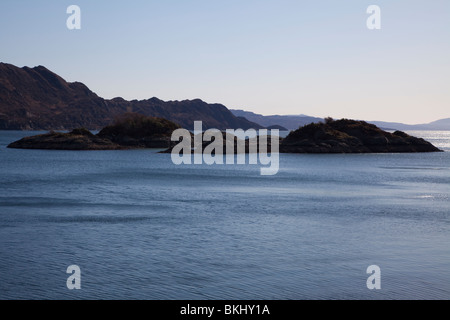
1, 0, 449, 123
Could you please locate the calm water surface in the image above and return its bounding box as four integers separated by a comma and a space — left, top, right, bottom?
0, 131, 449, 300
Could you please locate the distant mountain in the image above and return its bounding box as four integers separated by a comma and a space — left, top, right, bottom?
231, 109, 323, 130
369, 119, 450, 131
231, 109, 450, 132
266, 124, 288, 131
0, 62, 262, 130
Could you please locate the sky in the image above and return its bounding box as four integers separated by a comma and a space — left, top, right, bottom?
0, 0, 449, 124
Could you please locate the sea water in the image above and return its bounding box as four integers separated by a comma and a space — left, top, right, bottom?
0, 131, 449, 300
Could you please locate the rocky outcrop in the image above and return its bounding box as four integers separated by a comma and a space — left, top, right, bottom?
7, 128, 124, 150
279, 119, 442, 153
97, 113, 180, 148
6, 113, 443, 154
7, 114, 180, 150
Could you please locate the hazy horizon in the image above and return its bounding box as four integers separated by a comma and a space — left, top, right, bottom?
1, 0, 449, 124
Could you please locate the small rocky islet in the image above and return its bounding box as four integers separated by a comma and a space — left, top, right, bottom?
7, 128, 124, 150
280, 118, 442, 153
7, 114, 442, 153
7, 113, 179, 150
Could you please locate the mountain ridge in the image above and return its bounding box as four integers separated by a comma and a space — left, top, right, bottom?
2, 62, 448, 132
231, 109, 450, 131
231, 109, 323, 131
0, 62, 262, 131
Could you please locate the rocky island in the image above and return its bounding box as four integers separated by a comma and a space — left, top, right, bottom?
8, 113, 180, 150
97, 113, 180, 148
279, 118, 442, 153
7, 115, 442, 153
7, 128, 124, 150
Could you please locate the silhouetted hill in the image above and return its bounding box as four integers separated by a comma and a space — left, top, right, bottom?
280, 118, 442, 153
8, 114, 181, 150
0, 63, 262, 130
9, 116, 442, 153
98, 113, 180, 148
7, 128, 124, 150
